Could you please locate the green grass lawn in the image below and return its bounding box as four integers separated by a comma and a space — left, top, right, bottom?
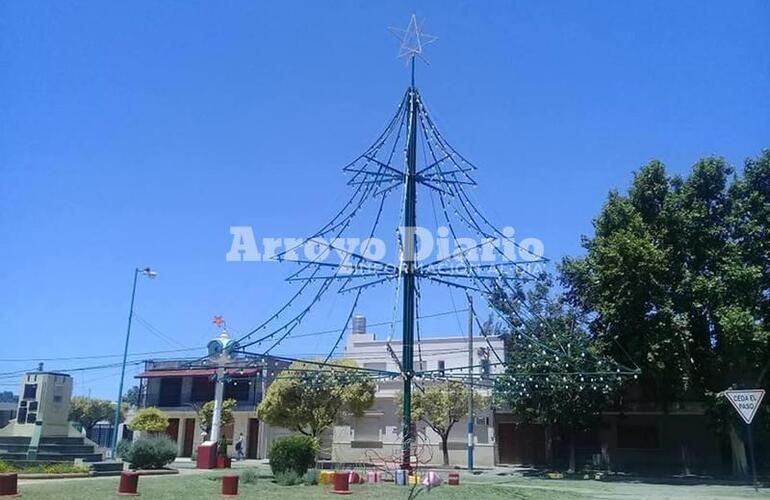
16, 470, 766, 500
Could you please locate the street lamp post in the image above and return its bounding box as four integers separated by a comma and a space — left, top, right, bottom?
112, 267, 156, 452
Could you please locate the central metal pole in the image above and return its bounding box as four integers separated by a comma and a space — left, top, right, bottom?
401, 58, 418, 470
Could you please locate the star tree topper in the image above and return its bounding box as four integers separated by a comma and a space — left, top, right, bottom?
388, 14, 437, 64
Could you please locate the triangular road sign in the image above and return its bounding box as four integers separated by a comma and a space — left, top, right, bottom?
724, 389, 766, 424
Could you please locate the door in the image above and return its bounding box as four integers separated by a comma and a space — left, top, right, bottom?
182, 418, 196, 457
247, 418, 259, 459
497, 422, 545, 465
166, 418, 180, 444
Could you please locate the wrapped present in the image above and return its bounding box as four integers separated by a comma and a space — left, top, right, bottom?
367, 471, 382, 483
395, 469, 407, 486
349, 471, 363, 484
408, 473, 422, 485
448, 472, 460, 485
319, 470, 336, 485
422, 471, 442, 487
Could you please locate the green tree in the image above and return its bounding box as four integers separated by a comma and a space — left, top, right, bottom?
199, 399, 237, 435
0, 391, 17, 403
128, 407, 170, 434
561, 152, 770, 475
257, 359, 375, 439
396, 381, 486, 466
69, 396, 120, 433
123, 386, 141, 407
490, 278, 624, 471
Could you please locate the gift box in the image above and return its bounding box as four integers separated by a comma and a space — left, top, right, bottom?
319, 470, 336, 485
422, 471, 442, 487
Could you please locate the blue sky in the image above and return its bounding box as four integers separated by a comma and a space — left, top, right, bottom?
1, 1, 768, 399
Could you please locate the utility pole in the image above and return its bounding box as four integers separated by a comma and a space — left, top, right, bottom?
467, 295, 474, 471
112, 266, 156, 452
210, 366, 225, 443
400, 56, 418, 471
258, 364, 267, 458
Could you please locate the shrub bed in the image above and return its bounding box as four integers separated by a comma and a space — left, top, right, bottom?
121, 436, 178, 469
267, 435, 318, 477
0, 460, 90, 474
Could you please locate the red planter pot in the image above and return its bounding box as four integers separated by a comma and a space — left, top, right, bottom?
222, 475, 239, 497
117, 471, 140, 496
332, 471, 351, 495
0, 473, 19, 497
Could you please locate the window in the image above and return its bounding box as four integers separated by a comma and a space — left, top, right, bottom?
617, 424, 659, 449
437, 360, 445, 377
191, 377, 215, 402
28, 402, 38, 411
224, 381, 250, 402
23, 384, 37, 400
26, 412, 37, 424
158, 377, 182, 406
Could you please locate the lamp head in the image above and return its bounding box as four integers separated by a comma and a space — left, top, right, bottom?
141, 267, 157, 279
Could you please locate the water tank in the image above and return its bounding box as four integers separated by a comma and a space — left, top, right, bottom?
352, 315, 367, 335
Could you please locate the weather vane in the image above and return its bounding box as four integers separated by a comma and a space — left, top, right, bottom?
388, 14, 437, 66
212, 315, 226, 329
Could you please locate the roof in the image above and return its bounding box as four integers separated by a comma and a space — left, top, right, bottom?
135, 367, 261, 379
25, 371, 71, 378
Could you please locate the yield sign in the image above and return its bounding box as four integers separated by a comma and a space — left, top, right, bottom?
724, 389, 765, 424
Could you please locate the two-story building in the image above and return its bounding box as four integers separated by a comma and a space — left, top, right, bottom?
332, 315, 505, 467
133, 356, 292, 458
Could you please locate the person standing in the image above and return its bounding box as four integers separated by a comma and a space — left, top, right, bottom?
235, 433, 245, 460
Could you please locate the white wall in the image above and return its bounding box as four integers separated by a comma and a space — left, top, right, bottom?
331, 330, 503, 467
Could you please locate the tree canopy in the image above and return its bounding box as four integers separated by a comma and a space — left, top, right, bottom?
199, 398, 237, 434
0, 391, 17, 403
561, 152, 770, 405
128, 407, 170, 433
123, 386, 141, 407
69, 396, 121, 432
256, 359, 375, 438
492, 279, 624, 426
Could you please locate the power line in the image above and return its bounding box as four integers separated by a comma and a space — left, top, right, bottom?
273, 308, 469, 340
0, 347, 204, 364
0, 309, 470, 365
133, 313, 188, 349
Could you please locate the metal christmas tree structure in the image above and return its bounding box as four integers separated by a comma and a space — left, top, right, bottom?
212, 14, 640, 471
